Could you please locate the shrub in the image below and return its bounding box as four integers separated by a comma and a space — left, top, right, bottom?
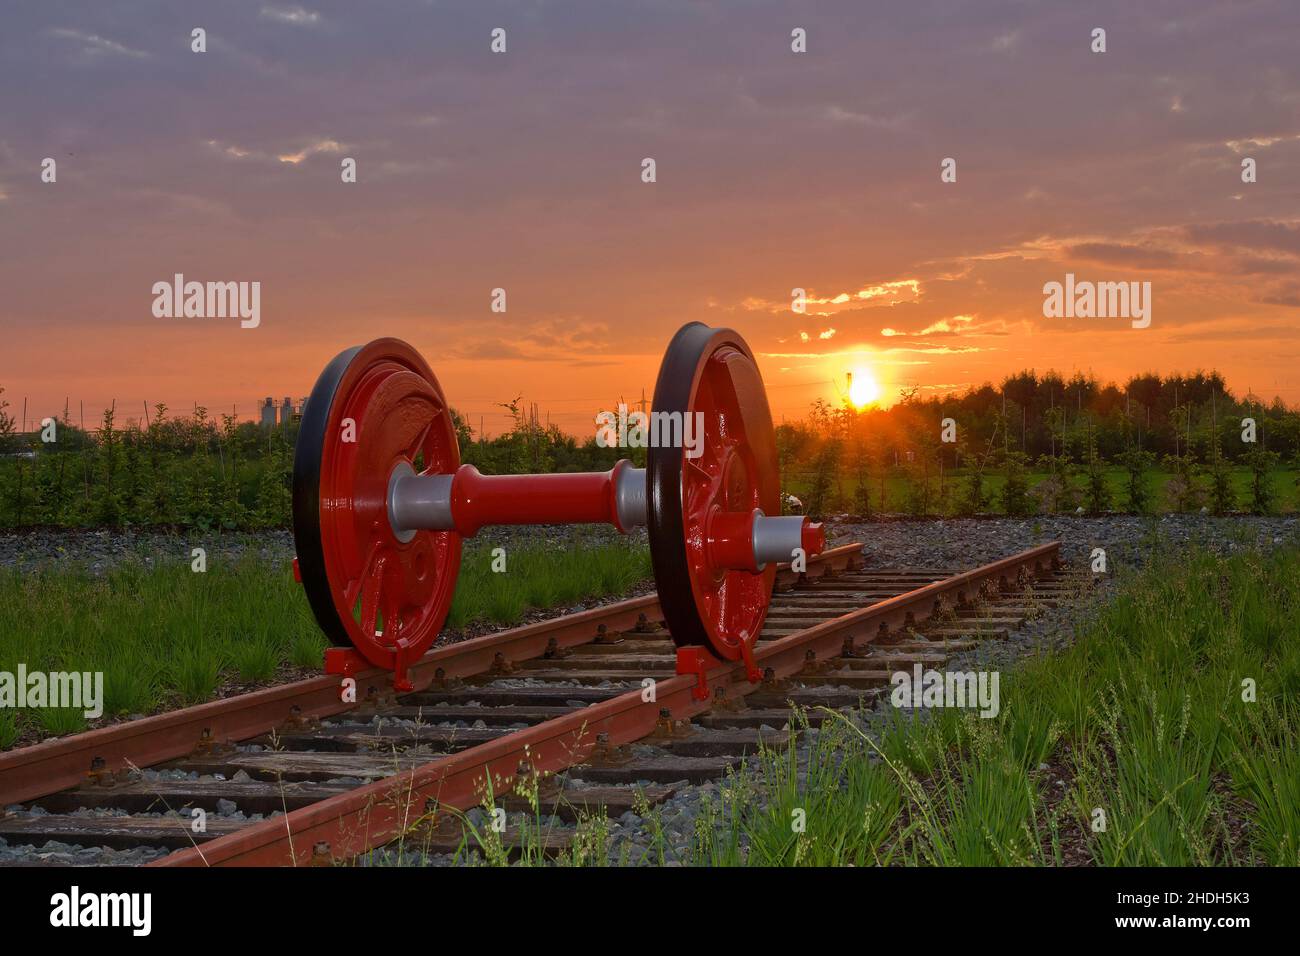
1162, 453, 1206, 512
1116, 447, 1155, 513
958, 467, 988, 516
999, 452, 1032, 516
1244, 448, 1280, 515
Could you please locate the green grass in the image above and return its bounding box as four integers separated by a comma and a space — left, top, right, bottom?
439, 540, 1300, 867
693, 542, 1300, 866
0, 536, 652, 748
445, 540, 650, 629
784, 465, 1300, 515
0, 556, 324, 739
726, 714, 905, 866
0, 709, 16, 749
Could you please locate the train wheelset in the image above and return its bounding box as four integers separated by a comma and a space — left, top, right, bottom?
291, 322, 825, 692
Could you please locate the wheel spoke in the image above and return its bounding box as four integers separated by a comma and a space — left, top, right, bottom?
406, 411, 438, 464
684, 466, 722, 516
344, 540, 382, 607
685, 456, 715, 483
382, 569, 402, 644
358, 554, 386, 639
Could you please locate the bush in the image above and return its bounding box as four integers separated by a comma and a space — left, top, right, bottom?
1116, 447, 1155, 513
902, 459, 936, 516
999, 452, 1032, 516
1162, 453, 1207, 512
957, 467, 988, 516
1244, 448, 1279, 515
804, 441, 841, 520
1208, 457, 1235, 514
852, 457, 873, 517
1084, 459, 1111, 514
1032, 455, 1081, 513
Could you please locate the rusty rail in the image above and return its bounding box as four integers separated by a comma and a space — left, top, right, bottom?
153, 541, 1059, 867
0, 543, 863, 807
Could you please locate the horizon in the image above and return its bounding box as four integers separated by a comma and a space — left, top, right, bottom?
3, 2, 1298, 437
3, 360, 1293, 443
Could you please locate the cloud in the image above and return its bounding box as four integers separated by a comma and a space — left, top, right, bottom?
743, 280, 921, 317
1223, 133, 1300, 153
277, 138, 344, 164
820, 105, 906, 129
1181, 219, 1300, 256
49, 28, 148, 59
442, 317, 615, 363
452, 340, 529, 361
989, 31, 1019, 53
761, 343, 984, 360
1065, 242, 1190, 270
1259, 287, 1300, 308
879, 315, 976, 337
205, 139, 261, 160
259, 5, 322, 27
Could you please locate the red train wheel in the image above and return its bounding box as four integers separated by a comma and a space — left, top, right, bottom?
292, 339, 461, 680
648, 323, 780, 662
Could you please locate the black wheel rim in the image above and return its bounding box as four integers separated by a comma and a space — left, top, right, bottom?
292, 345, 361, 647
648, 322, 778, 654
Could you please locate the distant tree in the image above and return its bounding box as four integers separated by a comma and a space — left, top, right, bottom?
1032, 454, 1082, 513
1000, 452, 1032, 516
1083, 422, 1111, 514
852, 450, 873, 517
255, 438, 292, 528
1244, 448, 1279, 515
0, 386, 15, 454
1162, 452, 1206, 513
1115, 447, 1154, 513
902, 454, 936, 516
1206, 424, 1235, 515
958, 465, 988, 516
804, 440, 842, 520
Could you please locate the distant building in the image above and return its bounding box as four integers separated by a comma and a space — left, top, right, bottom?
257, 395, 307, 427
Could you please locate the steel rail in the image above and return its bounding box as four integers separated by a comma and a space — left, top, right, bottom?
153, 541, 1059, 867
0, 543, 863, 807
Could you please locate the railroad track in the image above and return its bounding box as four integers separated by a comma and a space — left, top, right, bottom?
0, 540, 1081, 867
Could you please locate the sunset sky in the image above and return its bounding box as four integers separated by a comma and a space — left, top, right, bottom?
2, 1, 1298, 437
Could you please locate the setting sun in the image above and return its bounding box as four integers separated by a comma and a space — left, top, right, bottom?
848, 368, 882, 408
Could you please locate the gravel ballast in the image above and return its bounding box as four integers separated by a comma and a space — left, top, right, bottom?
0, 524, 643, 573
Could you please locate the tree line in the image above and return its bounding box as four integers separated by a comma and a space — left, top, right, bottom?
780, 369, 1298, 518
0, 387, 633, 529
3, 368, 1297, 529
